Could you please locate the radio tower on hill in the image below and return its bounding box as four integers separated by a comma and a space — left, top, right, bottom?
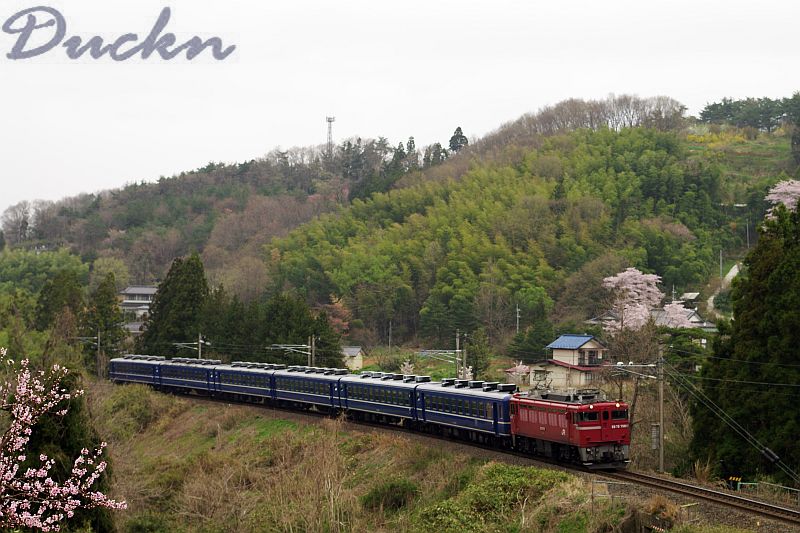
326, 116, 336, 158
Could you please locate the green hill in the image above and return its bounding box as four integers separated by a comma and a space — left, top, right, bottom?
269, 127, 792, 345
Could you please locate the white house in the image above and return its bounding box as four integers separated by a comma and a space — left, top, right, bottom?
341, 346, 364, 371
119, 286, 157, 319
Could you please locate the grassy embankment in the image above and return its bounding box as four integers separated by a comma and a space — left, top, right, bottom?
88, 381, 757, 533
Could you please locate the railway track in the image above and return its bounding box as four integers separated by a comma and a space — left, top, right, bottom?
601, 470, 800, 528
144, 389, 800, 528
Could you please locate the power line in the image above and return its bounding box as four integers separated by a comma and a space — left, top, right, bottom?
667, 346, 800, 368
670, 372, 800, 388
664, 364, 800, 484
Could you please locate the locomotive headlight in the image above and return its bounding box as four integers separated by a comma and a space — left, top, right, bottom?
589, 404, 594, 409
615, 403, 620, 408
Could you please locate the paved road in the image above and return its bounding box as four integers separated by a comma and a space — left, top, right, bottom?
707, 263, 740, 318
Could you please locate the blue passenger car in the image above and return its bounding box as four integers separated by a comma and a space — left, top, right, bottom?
273, 367, 346, 408
213, 362, 278, 399
416, 380, 514, 437
159, 358, 220, 393
339, 372, 418, 420
109, 355, 164, 385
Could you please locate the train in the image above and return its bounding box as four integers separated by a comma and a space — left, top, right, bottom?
109, 355, 630, 469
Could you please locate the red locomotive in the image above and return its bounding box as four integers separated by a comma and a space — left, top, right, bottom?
511, 389, 630, 469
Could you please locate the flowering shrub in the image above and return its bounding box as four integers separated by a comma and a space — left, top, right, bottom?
0, 347, 125, 531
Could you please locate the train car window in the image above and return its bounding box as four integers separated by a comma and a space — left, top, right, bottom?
578, 412, 599, 422
603, 411, 609, 420
611, 410, 628, 420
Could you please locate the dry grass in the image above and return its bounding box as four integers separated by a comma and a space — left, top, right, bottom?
644, 494, 680, 522
88, 380, 681, 533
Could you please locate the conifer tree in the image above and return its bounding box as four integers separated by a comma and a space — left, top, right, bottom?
312, 311, 344, 368
82, 272, 126, 372
691, 205, 800, 481
138, 254, 209, 356
465, 328, 491, 379
448, 127, 468, 152
35, 270, 84, 331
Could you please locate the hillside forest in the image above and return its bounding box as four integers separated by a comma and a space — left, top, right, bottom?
1, 92, 800, 517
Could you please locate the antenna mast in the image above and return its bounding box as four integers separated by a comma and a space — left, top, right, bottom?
326, 116, 336, 158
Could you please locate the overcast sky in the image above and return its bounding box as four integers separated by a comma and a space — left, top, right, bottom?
1, 0, 798, 214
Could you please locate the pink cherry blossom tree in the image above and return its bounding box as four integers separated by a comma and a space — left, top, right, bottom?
602, 267, 664, 332
661, 301, 696, 329
0, 347, 125, 531
765, 179, 800, 213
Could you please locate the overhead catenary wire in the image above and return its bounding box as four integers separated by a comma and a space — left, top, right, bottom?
666, 346, 800, 369
663, 363, 800, 485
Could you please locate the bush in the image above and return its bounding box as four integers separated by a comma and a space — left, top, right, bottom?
414, 463, 571, 532
102, 384, 158, 441
360, 477, 419, 512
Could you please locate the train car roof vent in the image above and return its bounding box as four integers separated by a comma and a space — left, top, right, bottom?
360, 372, 372, 378
482, 382, 499, 391
455, 379, 469, 388
468, 381, 484, 389
403, 375, 416, 383
391, 373, 404, 380
273, 364, 287, 370
497, 383, 517, 392
415, 375, 431, 383
441, 378, 456, 387
371, 372, 384, 379
334, 369, 349, 375
381, 374, 393, 380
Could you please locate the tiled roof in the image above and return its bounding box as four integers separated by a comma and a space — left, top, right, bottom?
120, 286, 158, 296
546, 334, 596, 350
342, 346, 363, 357
530, 359, 605, 372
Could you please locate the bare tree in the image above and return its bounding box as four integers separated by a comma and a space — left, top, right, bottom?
1, 201, 31, 245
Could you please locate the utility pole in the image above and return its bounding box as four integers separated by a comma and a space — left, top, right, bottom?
746, 216, 750, 249
462, 333, 467, 379
198, 332, 202, 359
455, 329, 460, 378
311, 335, 316, 367
96, 328, 102, 377
307, 336, 312, 366
658, 345, 665, 473
515, 304, 520, 334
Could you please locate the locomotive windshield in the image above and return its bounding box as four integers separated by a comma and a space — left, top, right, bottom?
611, 410, 628, 420
577, 412, 599, 422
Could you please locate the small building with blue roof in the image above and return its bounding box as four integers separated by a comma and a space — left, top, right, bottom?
528, 334, 608, 390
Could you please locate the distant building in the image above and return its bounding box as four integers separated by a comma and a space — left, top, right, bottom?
679, 292, 701, 309
119, 286, 157, 319
527, 334, 608, 389
586, 306, 716, 333
649, 306, 716, 332
119, 286, 157, 336
341, 346, 364, 371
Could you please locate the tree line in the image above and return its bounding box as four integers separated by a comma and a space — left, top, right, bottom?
699, 93, 800, 133
136, 254, 345, 368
